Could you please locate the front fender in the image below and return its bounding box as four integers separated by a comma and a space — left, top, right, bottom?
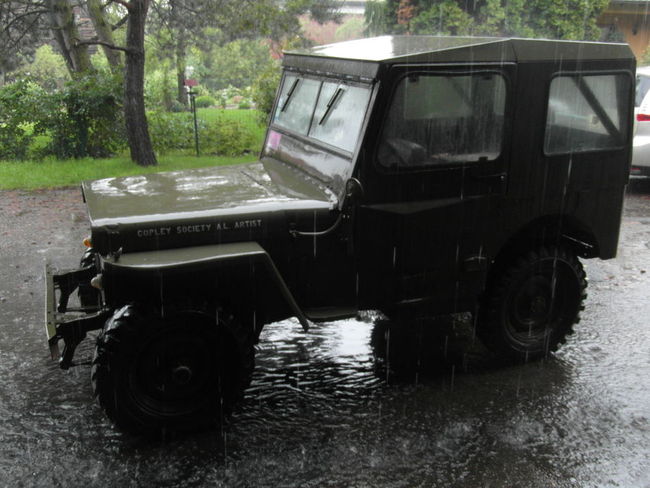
101, 242, 310, 331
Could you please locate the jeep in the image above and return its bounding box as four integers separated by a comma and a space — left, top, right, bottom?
45, 36, 635, 436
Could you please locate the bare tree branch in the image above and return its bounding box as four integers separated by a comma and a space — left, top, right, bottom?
75, 39, 133, 53
1, 9, 49, 34
5, 13, 44, 54
112, 14, 129, 30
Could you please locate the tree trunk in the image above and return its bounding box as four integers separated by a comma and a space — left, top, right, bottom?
86, 0, 123, 73
175, 38, 188, 108
171, 0, 188, 107
124, 0, 157, 166
46, 0, 92, 75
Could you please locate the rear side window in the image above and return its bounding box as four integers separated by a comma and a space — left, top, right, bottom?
544, 74, 630, 155
378, 72, 507, 168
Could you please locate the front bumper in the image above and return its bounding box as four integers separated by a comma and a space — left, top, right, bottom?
45, 261, 110, 369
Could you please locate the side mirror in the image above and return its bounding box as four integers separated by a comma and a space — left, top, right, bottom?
345, 178, 363, 204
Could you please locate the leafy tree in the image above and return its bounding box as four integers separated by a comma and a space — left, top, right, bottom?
251, 61, 281, 124
397, 0, 417, 33
364, 0, 390, 37
411, 1, 473, 35
86, 0, 124, 73
0, 0, 49, 83
147, 0, 341, 109
46, 0, 93, 74
144, 62, 176, 110
193, 39, 277, 92
16, 44, 69, 92
372, 0, 610, 40
121, 0, 157, 166
335, 17, 365, 42
0, 0, 154, 165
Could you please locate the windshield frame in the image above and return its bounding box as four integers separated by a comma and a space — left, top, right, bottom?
269, 70, 376, 159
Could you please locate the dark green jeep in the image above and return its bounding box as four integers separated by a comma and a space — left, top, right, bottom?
45, 36, 635, 436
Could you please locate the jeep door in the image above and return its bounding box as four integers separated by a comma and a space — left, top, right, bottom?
265, 70, 376, 317
355, 64, 514, 314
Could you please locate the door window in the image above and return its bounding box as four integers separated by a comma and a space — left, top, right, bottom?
378, 72, 507, 168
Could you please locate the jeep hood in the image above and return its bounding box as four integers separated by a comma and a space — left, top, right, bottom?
82, 160, 337, 254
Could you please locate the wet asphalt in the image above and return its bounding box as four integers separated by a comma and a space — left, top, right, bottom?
0, 181, 649, 487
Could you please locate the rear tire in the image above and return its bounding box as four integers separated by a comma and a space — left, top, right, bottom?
479, 246, 587, 362
91, 304, 254, 437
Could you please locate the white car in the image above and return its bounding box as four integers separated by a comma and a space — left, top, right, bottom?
631, 66, 650, 176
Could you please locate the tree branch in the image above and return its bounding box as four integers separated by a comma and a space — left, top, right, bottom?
1, 9, 49, 34
75, 39, 133, 53
109, 0, 131, 10
6, 14, 44, 54
112, 14, 129, 30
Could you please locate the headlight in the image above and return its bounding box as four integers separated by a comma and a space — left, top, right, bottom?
90, 274, 103, 290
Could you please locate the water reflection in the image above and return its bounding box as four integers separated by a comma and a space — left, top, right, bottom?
4, 188, 648, 486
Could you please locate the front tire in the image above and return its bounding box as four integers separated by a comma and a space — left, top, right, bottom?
479, 246, 587, 362
91, 304, 254, 437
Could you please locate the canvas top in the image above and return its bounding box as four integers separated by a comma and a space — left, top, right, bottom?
282, 36, 635, 79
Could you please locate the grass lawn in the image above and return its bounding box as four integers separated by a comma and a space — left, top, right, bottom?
0, 153, 259, 191
0, 108, 266, 191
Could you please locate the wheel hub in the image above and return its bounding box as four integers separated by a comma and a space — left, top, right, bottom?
512, 275, 554, 330
171, 365, 193, 385
529, 295, 549, 318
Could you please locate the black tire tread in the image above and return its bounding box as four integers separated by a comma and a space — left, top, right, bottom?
479, 245, 587, 362
91, 303, 255, 437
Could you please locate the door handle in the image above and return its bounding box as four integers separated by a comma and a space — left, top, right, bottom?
471, 172, 506, 182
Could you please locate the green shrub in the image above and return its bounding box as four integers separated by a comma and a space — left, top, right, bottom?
194, 95, 216, 108
252, 62, 281, 124
201, 115, 256, 156
238, 99, 252, 109
148, 110, 256, 156
36, 71, 126, 159
216, 85, 243, 107
169, 100, 186, 112
148, 111, 194, 152
0, 80, 44, 160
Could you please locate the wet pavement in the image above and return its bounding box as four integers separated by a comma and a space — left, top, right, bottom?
1, 182, 649, 487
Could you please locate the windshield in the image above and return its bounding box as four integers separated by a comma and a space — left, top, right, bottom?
272, 74, 372, 154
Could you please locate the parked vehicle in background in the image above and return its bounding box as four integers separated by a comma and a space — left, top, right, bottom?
631, 66, 650, 176
45, 36, 635, 437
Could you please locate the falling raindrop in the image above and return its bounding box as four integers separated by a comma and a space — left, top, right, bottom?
449, 364, 455, 392
385, 327, 391, 383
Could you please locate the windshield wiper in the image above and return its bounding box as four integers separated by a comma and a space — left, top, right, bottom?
280, 78, 300, 112
319, 87, 344, 125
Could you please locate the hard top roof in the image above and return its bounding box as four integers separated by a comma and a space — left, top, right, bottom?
282, 36, 634, 79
